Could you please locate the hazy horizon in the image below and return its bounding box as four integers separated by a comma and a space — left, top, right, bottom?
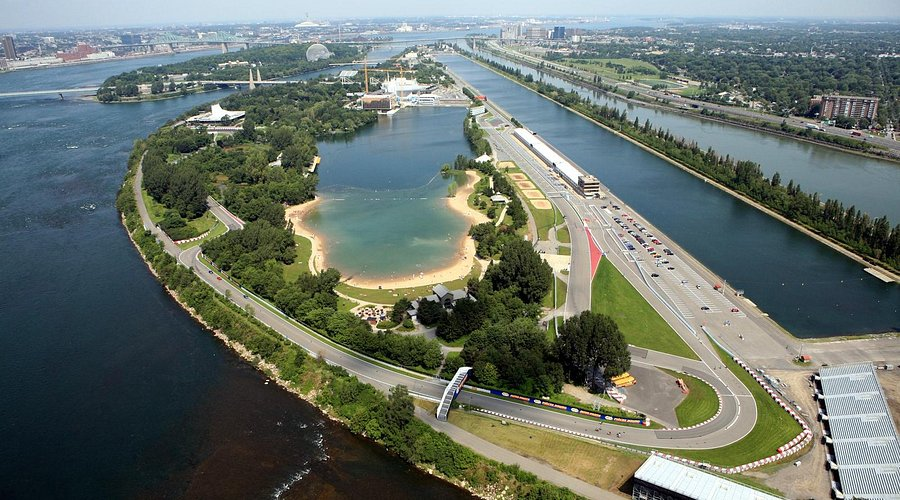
3, 0, 900, 32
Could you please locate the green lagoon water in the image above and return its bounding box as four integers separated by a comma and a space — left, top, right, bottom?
309, 106, 473, 282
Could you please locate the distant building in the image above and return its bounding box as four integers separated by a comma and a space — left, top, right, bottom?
551, 26, 566, 40
120, 33, 141, 45
500, 24, 523, 40
3, 36, 17, 60
525, 26, 548, 40
633, 455, 780, 500
186, 103, 246, 125
56, 43, 99, 62
812, 94, 879, 120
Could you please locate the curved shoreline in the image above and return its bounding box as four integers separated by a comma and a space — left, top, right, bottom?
460, 53, 900, 284
286, 170, 489, 289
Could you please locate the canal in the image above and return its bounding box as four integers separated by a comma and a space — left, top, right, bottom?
467, 44, 900, 223
441, 53, 899, 338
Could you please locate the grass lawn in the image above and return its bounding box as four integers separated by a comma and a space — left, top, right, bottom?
499, 163, 562, 241
654, 342, 803, 467
592, 259, 698, 360
336, 260, 482, 305
141, 189, 167, 225
675, 86, 705, 97
564, 57, 660, 82
558, 246, 571, 256
448, 410, 646, 492
283, 235, 313, 283
556, 226, 570, 244
542, 276, 568, 309
659, 368, 720, 428
337, 296, 358, 313
638, 79, 681, 89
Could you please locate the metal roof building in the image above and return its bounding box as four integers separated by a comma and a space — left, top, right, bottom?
818, 363, 900, 499
632, 455, 781, 500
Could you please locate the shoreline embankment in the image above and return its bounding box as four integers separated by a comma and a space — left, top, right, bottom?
286, 170, 489, 289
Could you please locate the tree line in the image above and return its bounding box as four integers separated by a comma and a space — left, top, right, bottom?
98, 44, 360, 102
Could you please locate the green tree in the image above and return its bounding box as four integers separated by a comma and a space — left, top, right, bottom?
556, 311, 631, 392
484, 238, 553, 304
391, 297, 412, 323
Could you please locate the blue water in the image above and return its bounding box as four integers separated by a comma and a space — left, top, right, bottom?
309, 107, 472, 281
0, 52, 470, 498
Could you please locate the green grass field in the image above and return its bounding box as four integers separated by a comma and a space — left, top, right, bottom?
591, 259, 698, 360
660, 368, 720, 428
448, 410, 646, 492
639, 79, 681, 89
542, 276, 568, 310
676, 86, 705, 97
177, 219, 227, 249
654, 342, 804, 466
556, 226, 570, 244
283, 234, 313, 283
499, 165, 563, 241
558, 246, 571, 256
564, 57, 660, 82
141, 189, 167, 224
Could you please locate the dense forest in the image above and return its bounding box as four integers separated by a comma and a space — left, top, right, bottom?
574, 23, 900, 125
98, 43, 359, 101
464, 51, 900, 272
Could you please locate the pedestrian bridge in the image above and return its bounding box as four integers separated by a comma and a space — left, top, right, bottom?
436, 366, 473, 421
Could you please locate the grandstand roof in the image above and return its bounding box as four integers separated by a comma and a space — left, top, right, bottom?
634, 455, 781, 500
819, 363, 900, 499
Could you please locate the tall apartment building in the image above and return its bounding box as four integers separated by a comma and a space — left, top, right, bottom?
3, 36, 17, 60
525, 26, 548, 40
500, 24, 523, 40
551, 26, 566, 40
813, 94, 879, 120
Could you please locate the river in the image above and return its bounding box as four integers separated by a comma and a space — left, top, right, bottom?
0, 51, 471, 498
440, 52, 899, 338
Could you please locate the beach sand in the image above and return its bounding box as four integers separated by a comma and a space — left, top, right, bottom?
285, 170, 489, 290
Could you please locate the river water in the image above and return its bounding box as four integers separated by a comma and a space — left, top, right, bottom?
440, 53, 899, 338
0, 51, 471, 498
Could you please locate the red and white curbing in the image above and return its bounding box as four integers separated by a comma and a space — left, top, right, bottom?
173, 229, 211, 245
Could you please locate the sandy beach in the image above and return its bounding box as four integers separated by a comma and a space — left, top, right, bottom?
286, 170, 490, 289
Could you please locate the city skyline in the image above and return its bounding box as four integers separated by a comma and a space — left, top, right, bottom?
3, 0, 900, 31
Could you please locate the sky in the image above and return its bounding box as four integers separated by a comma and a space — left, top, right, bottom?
2, 0, 899, 31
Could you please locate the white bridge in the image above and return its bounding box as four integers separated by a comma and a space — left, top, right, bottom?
436, 366, 473, 421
